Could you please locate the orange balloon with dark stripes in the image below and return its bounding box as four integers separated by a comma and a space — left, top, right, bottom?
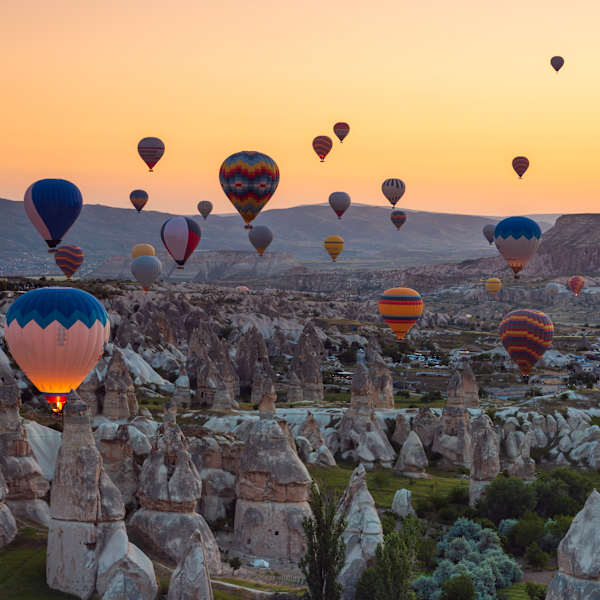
313, 136, 333, 161
568, 275, 585, 297
512, 156, 529, 178
54, 245, 84, 278
378, 287, 423, 340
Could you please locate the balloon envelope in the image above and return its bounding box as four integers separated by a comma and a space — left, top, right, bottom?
131, 243, 155, 259
483, 224, 495, 244
546, 282, 561, 295
381, 179, 405, 206
248, 225, 273, 256
391, 210, 407, 230
219, 151, 279, 228
329, 192, 351, 219
312, 136, 333, 161
160, 216, 201, 268
485, 277, 502, 297
551, 56, 564, 71
197, 200, 213, 219
235, 285, 249, 292
333, 122, 350, 142
131, 255, 162, 290
324, 235, 344, 261
55, 245, 84, 279
5, 287, 109, 412
378, 287, 423, 340
24, 179, 83, 250
568, 275, 585, 297
138, 137, 165, 171
494, 216, 541, 278
499, 309, 553, 379
130, 190, 148, 212
512, 156, 529, 178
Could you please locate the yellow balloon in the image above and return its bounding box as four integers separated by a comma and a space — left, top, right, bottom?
485, 277, 502, 297
324, 235, 344, 261
132, 243, 155, 259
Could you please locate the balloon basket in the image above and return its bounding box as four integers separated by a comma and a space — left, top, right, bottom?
44, 394, 67, 414
244, 225, 252, 230
176, 266, 184, 270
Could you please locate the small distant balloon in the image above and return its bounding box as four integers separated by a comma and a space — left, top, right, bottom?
545, 282, 561, 295
197, 201, 213, 220
248, 225, 273, 256
485, 277, 502, 297
313, 136, 333, 162
235, 285, 249, 292
382, 179, 405, 206
55, 245, 84, 279
391, 210, 407, 230
512, 156, 529, 178
130, 190, 148, 213
160, 216, 201, 269
483, 224, 495, 245
324, 235, 344, 261
131, 243, 155, 259
333, 122, 350, 143
329, 192, 351, 219
550, 56, 564, 72
568, 275, 585, 297
131, 255, 162, 291
138, 137, 165, 172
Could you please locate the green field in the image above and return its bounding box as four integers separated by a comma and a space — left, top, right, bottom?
500, 583, 529, 599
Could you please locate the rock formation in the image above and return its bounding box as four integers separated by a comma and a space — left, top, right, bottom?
129, 403, 222, 574
394, 431, 429, 478
391, 489, 416, 518
78, 369, 101, 417
46, 393, 157, 599
446, 360, 479, 409
168, 529, 214, 600
366, 339, 394, 409
0, 470, 17, 548
412, 407, 441, 449
546, 489, 600, 599
391, 413, 411, 448
103, 349, 138, 420
232, 412, 312, 563
502, 424, 536, 480
290, 322, 324, 403
287, 371, 303, 405
235, 326, 273, 391
337, 465, 383, 600
295, 411, 336, 466
257, 376, 277, 414
171, 369, 191, 409
469, 415, 500, 506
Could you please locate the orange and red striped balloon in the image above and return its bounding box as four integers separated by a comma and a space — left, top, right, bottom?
378, 287, 423, 340
55, 245, 84, 279
333, 122, 350, 143
512, 156, 529, 178
313, 136, 333, 162
568, 275, 585, 296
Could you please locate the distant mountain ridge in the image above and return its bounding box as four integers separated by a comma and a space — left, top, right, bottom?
0, 197, 556, 276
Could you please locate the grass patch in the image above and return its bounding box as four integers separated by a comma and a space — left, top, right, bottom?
214, 589, 246, 600
323, 392, 351, 404
499, 582, 529, 599
214, 577, 303, 594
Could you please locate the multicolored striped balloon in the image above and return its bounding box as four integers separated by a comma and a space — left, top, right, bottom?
391, 210, 407, 230
485, 277, 502, 297
219, 151, 279, 229
382, 179, 405, 206
324, 235, 344, 261
160, 216, 201, 268
333, 122, 350, 143
568, 275, 585, 297
378, 287, 423, 340
5, 287, 109, 412
494, 216, 541, 278
312, 136, 333, 162
130, 189, 148, 212
499, 309, 553, 381
512, 156, 529, 178
24, 179, 83, 251
138, 137, 165, 172
55, 245, 84, 279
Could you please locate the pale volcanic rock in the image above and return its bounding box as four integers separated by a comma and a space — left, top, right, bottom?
235, 326, 273, 390
503, 429, 536, 480
287, 371, 303, 405
337, 464, 383, 600
0, 470, 17, 549
366, 339, 394, 409
171, 369, 191, 409
290, 322, 324, 403
350, 362, 376, 410
391, 413, 411, 448
412, 407, 441, 449
394, 431, 429, 478
103, 349, 138, 420
446, 360, 479, 409
257, 376, 277, 414
547, 489, 600, 599
469, 415, 500, 506
78, 370, 101, 417
432, 406, 472, 469
295, 411, 336, 465
391, 488, 416, 518
168, 529, 214, 600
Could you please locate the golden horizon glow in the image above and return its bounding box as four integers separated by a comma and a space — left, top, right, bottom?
2, 0, 600, 217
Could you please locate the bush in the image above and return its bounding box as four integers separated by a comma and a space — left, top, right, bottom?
525, 582, 547, 599
381, 513, 396, 536
525, 542, 550, 570
417, 537, 438, 571
508, 511, 545, 555
441, 574, 475, 600
477, 476, 536, 524
534, 467, 594, 517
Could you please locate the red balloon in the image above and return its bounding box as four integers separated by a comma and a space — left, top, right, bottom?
313, 136, 333, 162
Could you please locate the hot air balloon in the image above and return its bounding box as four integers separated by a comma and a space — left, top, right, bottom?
55, 245, 84, 279
312, 136, 333, 161
333, 122, 350, 143
219, 151, 279, 229
483, 224, 495, 245
551, 56, 564, 72
160, 216, 201, 269
4, 287, 109, 412
329, 192, 351, 219
391, 210, 407, 230
494, 217, 541, 278
485, 277, 502, 297
197, 201, 213, 220
499, 309, 554, 382
545, 282, 561, 295
130, 190, 148, 213
138, 137, 165, 172
324, 235, 344, 261
24, 179, 83, 252
235, 285, 249, 292
131, 243, 155, 259
378, 287, 423, 341
381, 179, 405, 206
249, 225, 273, 256
131, 255, 162, 291
512, 156, 529, 178
568, 275, 585, 297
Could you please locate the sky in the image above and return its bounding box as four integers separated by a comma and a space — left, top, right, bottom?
1, 0, 600, 216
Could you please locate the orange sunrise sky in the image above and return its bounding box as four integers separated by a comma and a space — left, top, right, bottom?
1, 0, 599, 216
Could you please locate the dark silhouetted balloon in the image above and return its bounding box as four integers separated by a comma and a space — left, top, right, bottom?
551, 56, 564, 72
138, 137, 165, 171
483, 224, 495, 244
333, 122, 350, 142
391, 210, 407, 230
313, 136, 333, 161
249, 225, 273, 256
329, 192, 351, 219
197, 201, 213, 219
512, 156, 529, 178
130, 189, 148, 213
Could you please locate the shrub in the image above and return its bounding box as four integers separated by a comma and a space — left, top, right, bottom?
381, 513, 396, 536
525, 542, 550, 570
440, 574, 475, 600
508, 511, 545, 555
477, 476, 536, 524
525, 582, 547, 599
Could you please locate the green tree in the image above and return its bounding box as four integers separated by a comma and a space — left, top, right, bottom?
355, 516, 421, 600
299, 485, 347, 600
525, 542, 550, 570
477, 476, 536, 524
228, 556, 242, 574
440, 574, 476, 600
